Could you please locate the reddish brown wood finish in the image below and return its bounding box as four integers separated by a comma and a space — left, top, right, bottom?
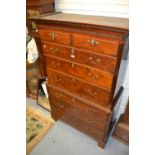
51, 107, 107, 140
41, 41, 117, 74
48, 86, 111, 123
72, 33, 120, 56
47, 69, 110, 107
38, 28, 71, 45
45, 56, 113, 91
30, 13, 129, 148
51, 99, 107, 130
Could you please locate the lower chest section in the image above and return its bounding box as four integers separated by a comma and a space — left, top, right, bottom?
48, 85, 112, 141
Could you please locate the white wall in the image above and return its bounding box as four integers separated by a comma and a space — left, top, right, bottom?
55, 0, 129, 18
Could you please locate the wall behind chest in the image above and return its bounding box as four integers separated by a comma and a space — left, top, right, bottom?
55, 0, 129, 18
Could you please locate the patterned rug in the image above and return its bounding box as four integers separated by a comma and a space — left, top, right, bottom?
26, 106, 54, 154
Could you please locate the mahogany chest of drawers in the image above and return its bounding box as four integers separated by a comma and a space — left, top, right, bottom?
30, 13, 129, 148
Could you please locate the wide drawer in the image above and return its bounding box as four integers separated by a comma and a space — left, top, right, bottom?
45, 56, 113, 91
38, 29, 71, 45
51, 107, 106, 140
47, 69, 110, 107
41, 41, 117, 74
72, 33, 120, 57
50, 99, 106, 130
48, 87, 111, 126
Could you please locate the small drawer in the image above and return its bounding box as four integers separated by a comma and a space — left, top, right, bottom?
47, 69, 110, 107
42, 41, 117, 74
45, 57, 113, 91
72, 33, 120, 56
38, 29, 71, 45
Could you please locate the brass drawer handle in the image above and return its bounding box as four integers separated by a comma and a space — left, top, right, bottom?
87, 39, 100, 46
43, 44, 46, 48
96, 58, 101, 63
70, 48, 76, 59
94, 92, 98, 95
88, 72, 92, 76
51, 61, 61, 67
89, 57, 101, 64
88, 72, 100, 80
89, 57, 93, 60
54, 77, 62, 82
49, 32, 57, 40
50, 47, 59, 53
87, 89, 98, 96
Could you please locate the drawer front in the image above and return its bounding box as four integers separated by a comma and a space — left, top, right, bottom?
48, 87, 111, 125
45, 57, 113, 91
52, 107, 106, 140
47, 69, 110, 107
38, 29, 71, 45
72, 34, 120, 56
42, 41, 117, 74
50, 98, 106, 130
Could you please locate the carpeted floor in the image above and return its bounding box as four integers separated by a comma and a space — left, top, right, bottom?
26, 106, 54, 154
27, 98, 129, 155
